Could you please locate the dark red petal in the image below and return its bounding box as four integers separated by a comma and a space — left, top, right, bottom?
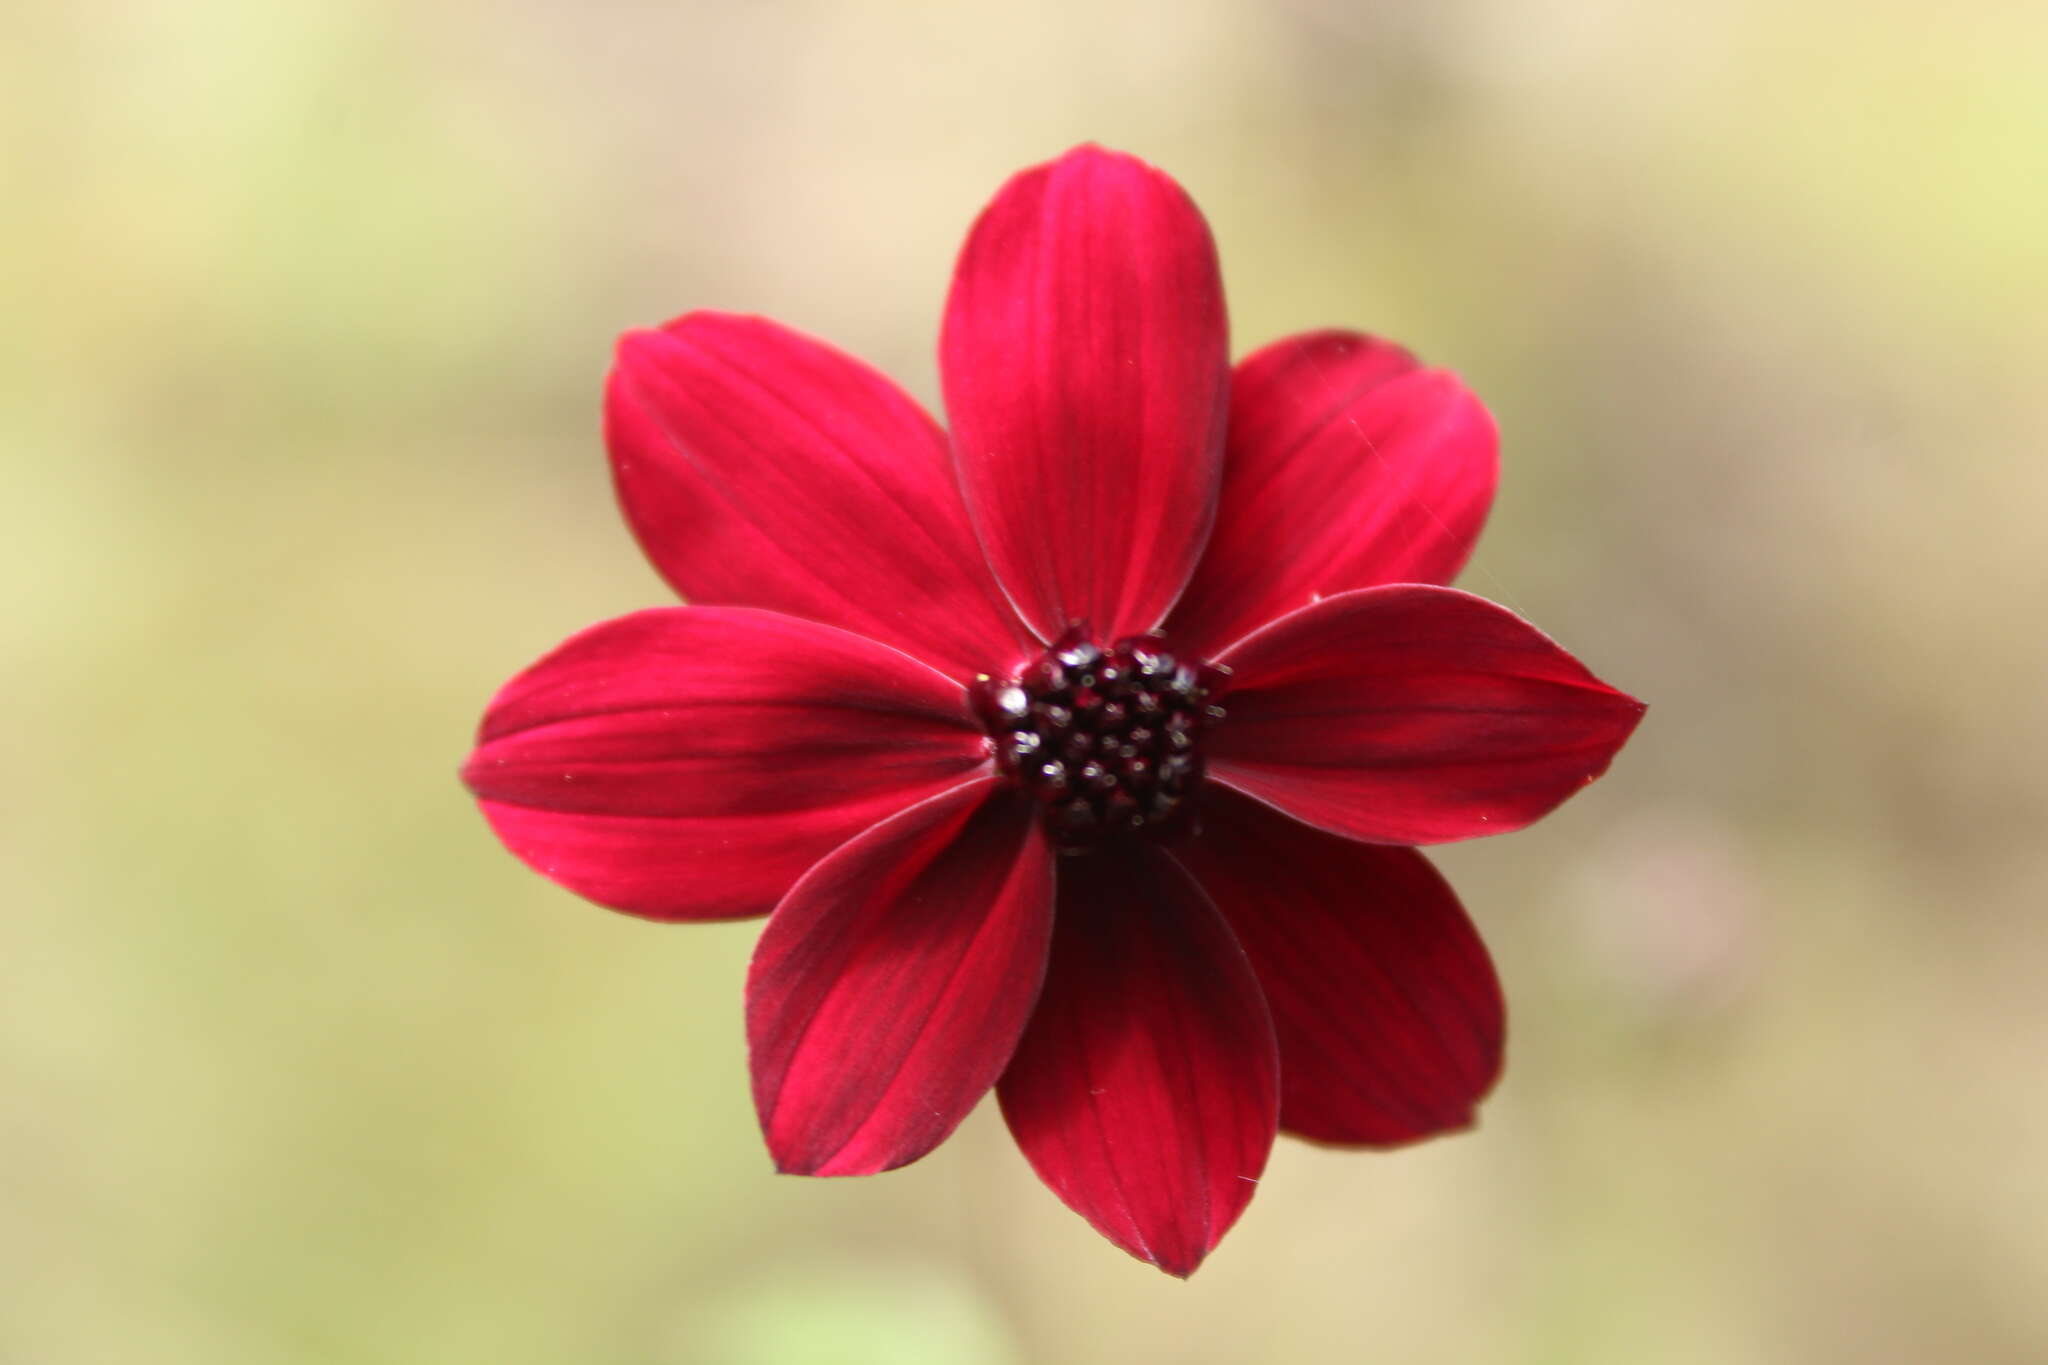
1176, 787, 1503, 1145
997, 846, 1278, 1277
941, 144, 1229, 643
1210, 586, 1645, 845
1164, 330, 1498, 658
461, 608, 987, 920
747, 779, 1054, 1177
607, 312, 1034, 680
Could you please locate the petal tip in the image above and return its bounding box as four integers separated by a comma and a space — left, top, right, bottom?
999, 143, 1198, 220
1422, 1106, 1482, 1144
609, 322, 669, 370
1100, 1228, 1214, 1279
762, 1128, 859, 1178
1604, 688, 1651, 745
1137, 1229, 1226, 1279
1282, 1102, 1483, 1151
1049, 140, 1134, 168
611, 311, 769, 376
763, 1126, 933, 1180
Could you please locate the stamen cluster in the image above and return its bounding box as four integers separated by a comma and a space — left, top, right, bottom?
971, 627, 1227, 850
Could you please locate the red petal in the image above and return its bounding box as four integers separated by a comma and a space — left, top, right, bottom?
607, 312, 1034, 680
1177, 788, 1503, 1145
1164, 330, 1498, 658
997, 846, 1278, 1277
1210, 586, 1645, 845
462, 608, 988, 920
747, 779, 1054, 1176
941, 145, 1229, 643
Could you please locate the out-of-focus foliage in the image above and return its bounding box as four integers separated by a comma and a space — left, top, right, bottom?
5, 2, 2044, 1361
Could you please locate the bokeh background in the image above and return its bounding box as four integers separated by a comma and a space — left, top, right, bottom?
7, 1, 2046, 1361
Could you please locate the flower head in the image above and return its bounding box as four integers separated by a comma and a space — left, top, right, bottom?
462, 145, 1644, 1276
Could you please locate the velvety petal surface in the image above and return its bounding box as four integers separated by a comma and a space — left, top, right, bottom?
748, 779, 1054, 1176
941, 144, 1229, 643
607, 311, 1034, 680
1211, 586, 1645, 845
1164, 330, 1499, 658
997, 845, 1278, 1277
1176, 788, 1503, 1145
462, 607, 988, 920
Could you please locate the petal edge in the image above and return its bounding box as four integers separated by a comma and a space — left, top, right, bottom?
462, 607, 989, 921
1211, 586, 1645, 845
607, 312, 1033, 679
942, 145, 1230, 643
997, 844, 1278, 1276
1165, 330, 1498, 656
1178, 788, 1504, 1146
748, 779, 1055, 1176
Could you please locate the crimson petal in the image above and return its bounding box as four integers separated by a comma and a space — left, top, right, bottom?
997, 846, 1278, 1277
942, 144, 1229, 643
607, 312, 1034, 680
1211, 585, 1645, 845
748, 779, 1053, 1176
462, 608, 987, 920
1164, 330, 1498, 658
1177, 788, 1503, 1145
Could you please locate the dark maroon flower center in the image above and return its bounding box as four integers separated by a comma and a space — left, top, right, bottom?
970, 626, 1227, 852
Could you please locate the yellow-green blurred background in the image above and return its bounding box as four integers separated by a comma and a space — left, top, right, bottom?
7, 1, 2045, 1361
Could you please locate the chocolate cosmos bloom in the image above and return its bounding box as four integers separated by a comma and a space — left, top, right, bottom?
462, 146, 1644, 1276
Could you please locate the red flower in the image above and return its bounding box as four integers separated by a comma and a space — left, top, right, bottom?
462, 145, 1644, 1276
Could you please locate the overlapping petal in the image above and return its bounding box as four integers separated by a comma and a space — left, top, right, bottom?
941, 144, 1229, 643
607, 312, 1034, 680
996, 845, 1278, 1277
1177, 788, 1503, 1145
461, 608, 988, 920
1165, 330, 1498, 657
747, 779, 1054, 1176
1211, 585, 1645, 845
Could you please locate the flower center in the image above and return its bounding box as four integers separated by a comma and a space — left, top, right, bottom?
970, 626, 1227, 852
